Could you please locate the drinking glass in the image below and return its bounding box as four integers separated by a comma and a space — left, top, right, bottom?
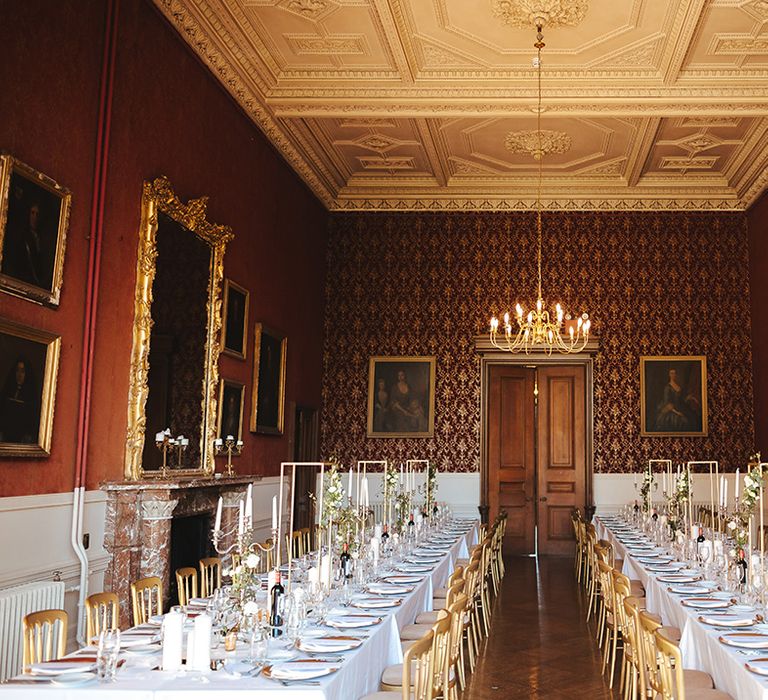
97, 628, 121, 682
250, 625, 268, 665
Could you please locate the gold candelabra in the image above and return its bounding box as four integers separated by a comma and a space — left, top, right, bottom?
214, 434, 243, 477
154, 430, 189, 478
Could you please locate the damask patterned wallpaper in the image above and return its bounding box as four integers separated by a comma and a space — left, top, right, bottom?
321, 211, 755, 473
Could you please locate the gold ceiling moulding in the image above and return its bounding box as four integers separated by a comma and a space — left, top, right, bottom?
505, 129, 572, 159
492, 0, 588, 28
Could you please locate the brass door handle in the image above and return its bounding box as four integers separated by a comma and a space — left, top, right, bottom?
540, 496, 548, 502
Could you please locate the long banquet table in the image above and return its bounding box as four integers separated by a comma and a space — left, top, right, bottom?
595, 514, 768, 700
1, 520, 478, 699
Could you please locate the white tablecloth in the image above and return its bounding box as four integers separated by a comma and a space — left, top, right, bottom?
595, 515, 768, 700
1, 521, 478, 700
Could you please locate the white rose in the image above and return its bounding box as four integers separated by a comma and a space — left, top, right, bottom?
328, 486, 336, 493
243, 601, 259, 616
727, 521, 737, 531
745, 476, 754, 488
222, 567, 231, 576
234, 565, 243, 576
246, 553, 260, 568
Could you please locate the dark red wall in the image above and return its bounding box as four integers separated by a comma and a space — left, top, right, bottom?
0, 0, 327, 496
749, 191, 768, 456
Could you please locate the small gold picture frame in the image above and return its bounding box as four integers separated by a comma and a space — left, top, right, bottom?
0, 318, 61, 456
250, 323, 287, 435
640, 355, 707, 437
221, 279, 248, 359
217, 379, 245, 442
0, 154, 71, 306
367, 356, 436, 438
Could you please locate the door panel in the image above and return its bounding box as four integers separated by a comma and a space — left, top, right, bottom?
537, 366, 585, 555
488, 366, 535, 555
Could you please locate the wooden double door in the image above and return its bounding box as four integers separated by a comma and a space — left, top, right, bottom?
487, 364, 586, 556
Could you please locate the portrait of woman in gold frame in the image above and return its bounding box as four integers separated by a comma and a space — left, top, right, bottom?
0, 154, 71, 306
640, 355, 707, 437
367, 356, 436, 438
0, 318, 61, 457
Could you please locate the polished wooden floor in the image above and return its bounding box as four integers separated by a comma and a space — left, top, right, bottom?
462, 556, 618, 700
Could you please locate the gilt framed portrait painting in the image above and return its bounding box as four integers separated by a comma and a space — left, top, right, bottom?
0, 155, 71, 306
640, 355, 707, 437
367, 356, 436, 438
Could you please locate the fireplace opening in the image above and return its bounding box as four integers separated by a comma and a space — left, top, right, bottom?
169, 513, 214, 606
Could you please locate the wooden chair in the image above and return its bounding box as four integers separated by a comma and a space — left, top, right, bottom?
199, 557, 221, 597
655, 628, 733, 700
85, 592, 119, 640
637, 609, 714, 698
300, 527, 312, 554
23, 609, 67, 670
382, 613, 451, 697
131, 576, 163, 625
360, 630, 434, 700
445, 593, 469, 698
175, 567, 198, 606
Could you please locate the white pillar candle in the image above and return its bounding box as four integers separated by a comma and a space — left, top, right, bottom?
736, 469, 741, 501
348, 468, 354, 504
215, 497, 222, 532
400, 463, 403, 483
363, 477, 369, 508
272, 495, 278, 530
238, 500, 244, 537
245, 484, 253, 524
723, 479, 728, 509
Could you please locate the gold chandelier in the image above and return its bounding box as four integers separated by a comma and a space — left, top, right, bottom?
489, 23, 591, 354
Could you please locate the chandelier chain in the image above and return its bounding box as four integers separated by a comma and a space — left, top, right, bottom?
487, 20, 591, 355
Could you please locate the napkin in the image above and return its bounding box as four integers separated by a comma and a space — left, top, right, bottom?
162, 608, 183, 672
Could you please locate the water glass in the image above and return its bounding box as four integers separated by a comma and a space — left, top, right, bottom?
97, 628, 121, 682
250, 625, 268, 664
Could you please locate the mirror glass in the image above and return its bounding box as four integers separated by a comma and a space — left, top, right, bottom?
141, 213, 209, 471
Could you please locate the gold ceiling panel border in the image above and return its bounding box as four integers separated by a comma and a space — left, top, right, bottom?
124, 176, 234, 481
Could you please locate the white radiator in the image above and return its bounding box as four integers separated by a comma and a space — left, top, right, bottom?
0, 580, 65, 682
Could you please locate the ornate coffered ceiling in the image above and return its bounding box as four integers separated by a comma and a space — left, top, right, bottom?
155, 0, 768, 210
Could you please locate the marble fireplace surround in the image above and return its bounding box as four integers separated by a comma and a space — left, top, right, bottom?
102, 475, 259, 629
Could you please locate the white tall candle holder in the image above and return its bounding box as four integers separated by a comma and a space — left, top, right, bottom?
687, 461, 719, 531
279, 462, 330, 593
358, 460, 386, 530
406, 459, 430, 515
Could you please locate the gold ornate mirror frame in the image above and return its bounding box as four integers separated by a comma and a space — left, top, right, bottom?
124, 176, 233, 480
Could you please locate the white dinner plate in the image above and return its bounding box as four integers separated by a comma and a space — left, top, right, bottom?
264, 661, 339, 681
699, 613, 755, 627
367, 584, 412, 595
745, 658, 768, 676
50, 672, 96, 687
384, 574, 423, 584
296, 636, 363, 653
719, 633, 768, 649
658, 574, 700, 583
352, 597, 401, 609
29, 661, 97, 676
681, 597, 730, 609
326, 615, 382, 629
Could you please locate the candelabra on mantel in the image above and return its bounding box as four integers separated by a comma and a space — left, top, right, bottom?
214, 434, 244, 477
154, 429, 189, 479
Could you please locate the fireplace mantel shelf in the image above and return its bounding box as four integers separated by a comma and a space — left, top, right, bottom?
101, 474, 263, 492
